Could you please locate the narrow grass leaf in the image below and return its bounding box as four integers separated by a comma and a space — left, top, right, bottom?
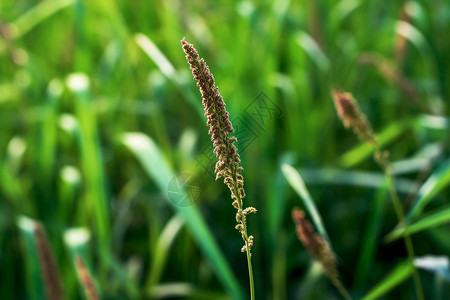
148, 283, 229, 300
296, 31, 330, 72
17, 216, 46, 300
298, 167, 417, 193
395, 21, 432, 61
64, 228, 99, 299
10, 0, 75, 38
282, 164, 329, 241
329, 0, 361, 33
407, 158, 450, 220
122, 132, 243, 300
134, 34, 203, 117
67, 74, 110, 275
146, 215, 185, 290
386, 205, 450, 242
362, 261, 414, 300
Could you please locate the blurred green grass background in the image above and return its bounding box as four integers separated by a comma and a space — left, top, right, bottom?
1, 0, 450, 299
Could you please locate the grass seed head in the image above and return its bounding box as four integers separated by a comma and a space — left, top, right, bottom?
181, 37, 255, 252
34, 223, 65, 300
292, 208, 339, 283
331, 89, 377, 147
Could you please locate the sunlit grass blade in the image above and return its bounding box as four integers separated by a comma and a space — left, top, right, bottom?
329, 0, 361, 33
145, 215, 185, 291
296, 31, 330, 72
58, 166, 81, 224
298, 167, 417, 193
38, 79, 63, 181
386, 205, 450, 242
122, 132, 243, 300
407, 158, 450, 220
1, 137, 27, 207
395, 21, 433, 63
17, 216, 65, 300
17, 216, 46, 300
361, 261, 414, 300
9, 0, 75, 39
64, 228, 98, 299
282, 163, 329, 241
66, 74, 110, 276
147, 282, 229, 300
134, 33, 203, 117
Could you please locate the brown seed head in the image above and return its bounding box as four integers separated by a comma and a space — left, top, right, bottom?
181, 38, 254, 251
34, 223, 65, 300
75, 256, 99, 300
292, 208, 338, 283
331, 89, 377, 146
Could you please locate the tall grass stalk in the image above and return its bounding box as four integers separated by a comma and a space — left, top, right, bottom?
332, 89, 424, 300
181, 38, 256, 300
384, 170, 424, 300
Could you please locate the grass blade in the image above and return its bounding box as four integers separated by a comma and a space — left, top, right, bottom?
282, 163, 329, 241
386, 205, 450, 242
145, 215, 185, 291
362, 261, 414, 300
64, 228, 98, 299
66, 74, 110, 276
17, 216, 46, 300
134, 33, 203, 118
9, 0, 75, 39
296, 31, 330, 72
298, 167, 417, 193
407, 158, 450, 220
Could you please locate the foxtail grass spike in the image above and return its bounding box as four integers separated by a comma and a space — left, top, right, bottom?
181, 37, 256, 300
331, 89, 424, 300
75, 255, 99, 300
292, 208, 351, 300
181, 37, 256, 251
34, 223, 65, 300
331, 89, 389, 170
292, 208, 338, 282
331, 89, 376, 146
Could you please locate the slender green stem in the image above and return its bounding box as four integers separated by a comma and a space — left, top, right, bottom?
332, 278, 352, 300
245, 239, 255, 300
232, 170, 255, 300
384, 168, 424, 300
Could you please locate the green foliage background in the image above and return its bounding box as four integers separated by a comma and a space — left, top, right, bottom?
1, 0, 449, 299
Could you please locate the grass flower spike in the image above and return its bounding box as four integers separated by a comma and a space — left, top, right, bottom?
181, 37, 256, 299
292, 208, 350, 300
331, 89, 376, 147
34, 223, 65, 300
331, 89, 390, 169
292, 208, 337, 279
331, 89, 424, 300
